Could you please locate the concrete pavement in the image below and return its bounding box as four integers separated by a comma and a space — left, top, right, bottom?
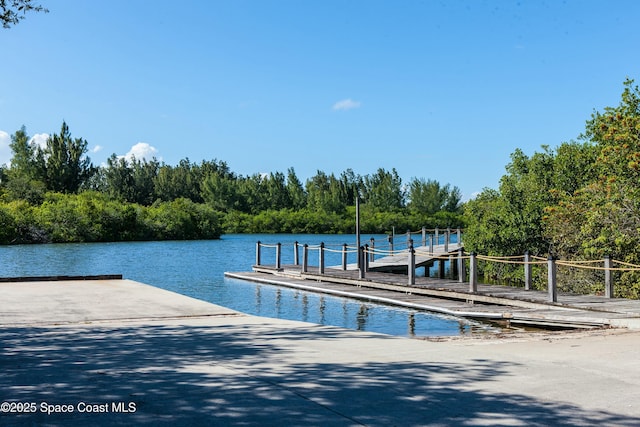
1, 279, 639, 426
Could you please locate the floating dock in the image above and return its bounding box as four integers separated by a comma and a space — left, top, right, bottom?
226, 266, 640, 329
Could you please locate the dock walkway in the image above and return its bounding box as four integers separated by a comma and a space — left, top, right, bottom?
226, 265, 640, 329
363, 243, 463, 272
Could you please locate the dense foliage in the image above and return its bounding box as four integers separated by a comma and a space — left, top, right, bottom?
463, 79, 640, 297
0, 122, 463, 243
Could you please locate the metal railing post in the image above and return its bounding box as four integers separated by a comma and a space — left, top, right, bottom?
469, 252, 478, 292
276, 243, 281, 269
341, 243, 348, 271
408, 240, 415, 285
445, 227, 450, 252
369, 238, 375, 262
458, 248, 465, 283
548, 256, 557, 303
524, 251, 532, 290
604, 255, 613, 298
302, 244, 308, 273
319, 242, 325, 275
294, 241, 299, 265
449, 254, 455, 279
358, 246, 366, 279
364, 244, 370, 272
422, 226, 426, 247
256, 241, 261, 266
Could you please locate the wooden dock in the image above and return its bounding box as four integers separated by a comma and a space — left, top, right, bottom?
366, 243, 463, 272
226, 265, 640, 330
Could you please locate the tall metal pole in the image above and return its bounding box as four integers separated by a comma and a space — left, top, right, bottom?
356, 194, 361, 270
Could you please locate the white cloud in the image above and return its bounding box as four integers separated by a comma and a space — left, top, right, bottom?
91, 145, 103, 153
29, 133, 49, 150
332, 98, 362, 111
123, 142, 159, 162
462, 191, 482, 202
0, 130, 11, 166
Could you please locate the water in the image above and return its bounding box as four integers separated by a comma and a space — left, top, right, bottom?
0, 234, 500, 337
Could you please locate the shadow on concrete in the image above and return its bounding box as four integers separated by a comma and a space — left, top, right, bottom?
1, 323, 638, 426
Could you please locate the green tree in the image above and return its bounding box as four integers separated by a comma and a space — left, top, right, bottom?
154, 159, 196, 201
286, 167, 306, 209
34, 121, 95, 193
545, 80, 640, 264
201, 172, 238, 211
4, 126, 46, 203
362, 168, 404, 211
1, 0, 47, 28
8, 126, 37, 177
464, 147, 557, 257
339, 168, 362, 206
407, 178, 460, 215
104, 154, 135, 202
145, 198, 221, 240
306, 171, 347, 213
264, 171, 289, 210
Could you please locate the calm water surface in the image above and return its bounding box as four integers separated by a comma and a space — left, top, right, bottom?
0, 234, 500, 337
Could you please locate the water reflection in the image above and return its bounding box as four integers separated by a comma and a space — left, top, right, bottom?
240, 279, 499, 337
275, 289, 282, 317
357, 305, 368, 331
408, 313, 415, 337
319, 297, 326, 324
0, 236, 501, 338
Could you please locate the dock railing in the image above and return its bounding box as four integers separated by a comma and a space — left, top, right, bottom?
255, 239, 640, 303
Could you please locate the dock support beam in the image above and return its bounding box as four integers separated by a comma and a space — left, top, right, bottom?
548, 257, 557, 303
469, 252, 478, 292
294, 241, 299, 265
358, 246, 366, 279
438, 258, 445, 279
524, 251, 532, 290
449, 254, 456, 279
605, 255, 614, 298
276, 243, 281, 269
319, 242, 325, 275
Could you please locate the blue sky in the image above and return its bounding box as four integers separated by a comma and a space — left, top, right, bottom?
2, 0, 639, 200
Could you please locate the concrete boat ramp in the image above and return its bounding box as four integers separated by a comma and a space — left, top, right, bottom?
2, 277, 640, 426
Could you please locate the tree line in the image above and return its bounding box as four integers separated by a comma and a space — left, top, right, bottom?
0, 121, 463, 243
462, 78, 640, 298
